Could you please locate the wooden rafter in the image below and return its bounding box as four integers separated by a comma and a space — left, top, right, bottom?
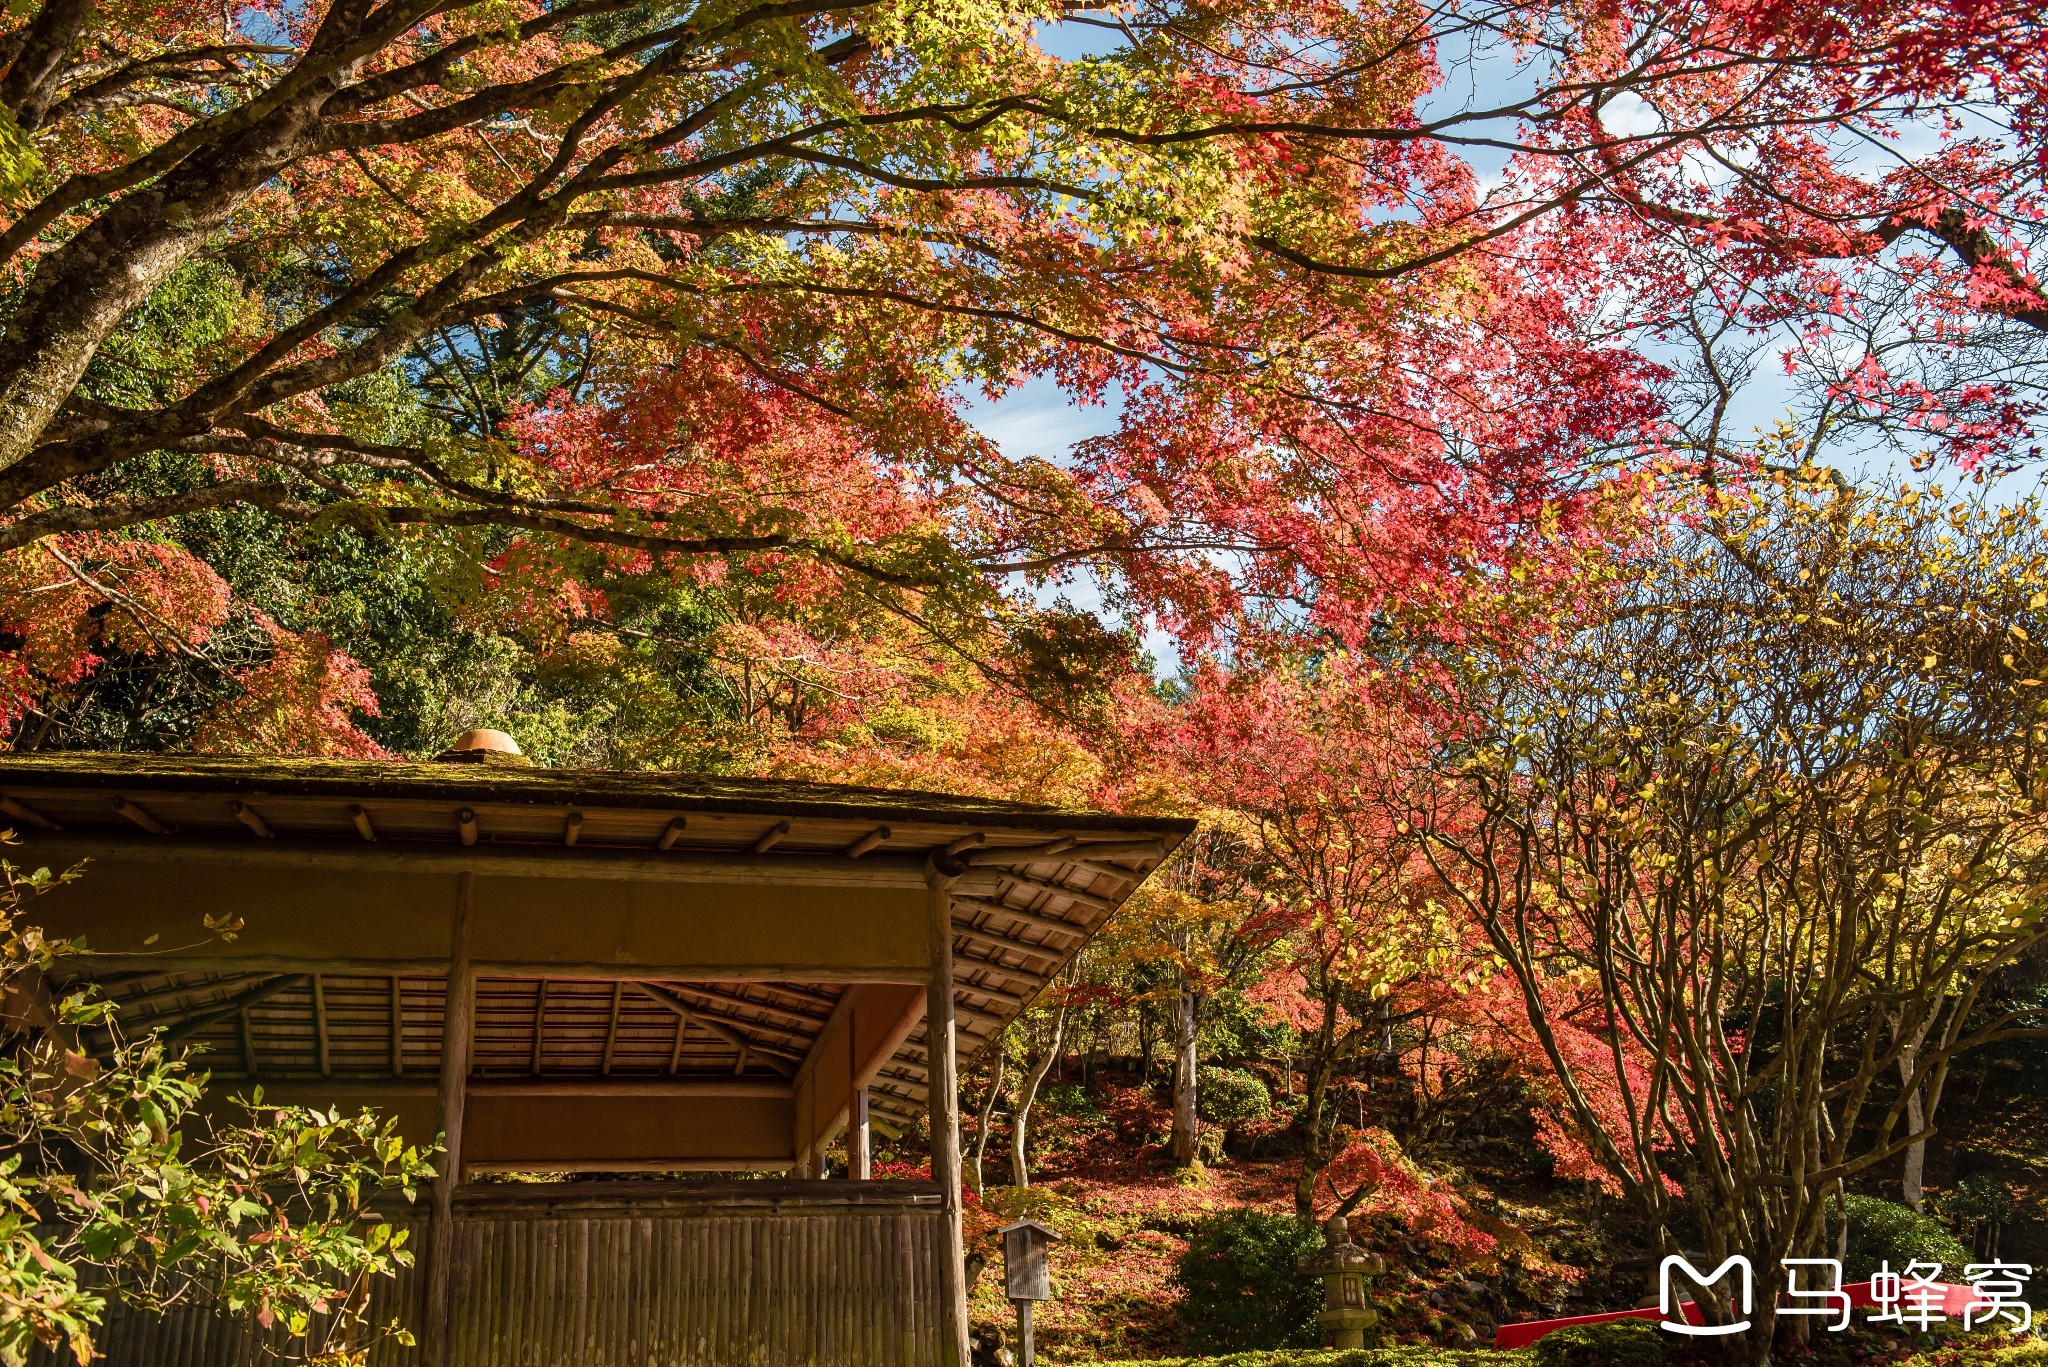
631, 983, 799, 1076
162, 974, 306, 1045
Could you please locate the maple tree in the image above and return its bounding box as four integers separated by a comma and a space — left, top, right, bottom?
1, 0, 2044, 744
1147, 661, 1480, 1219
1096, 823, 1288, 1169
1416, 470, 2048, 1363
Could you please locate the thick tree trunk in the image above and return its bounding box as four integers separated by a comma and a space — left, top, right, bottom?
1168, 988, 1204, 1167
0, 103, 326, 480
1009, 1007, 1065, 1189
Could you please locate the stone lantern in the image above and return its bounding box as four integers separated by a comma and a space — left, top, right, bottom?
1299, 1213, 1383, 1349
997, 1218, 1062, 1367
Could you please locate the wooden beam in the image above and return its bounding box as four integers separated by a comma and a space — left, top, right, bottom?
390, 976, 405, 1077
229, 800, 274, 838
998, 871, 1119, 911
239, 1007, 257, 1075
161, 974, 305, 1045
631, 983, 798, 1077
653, 993, 815, 1051
969, 838, 1164, 866
942, 832, 985, 857
952, 895, 1087, 941
312, 974, 332, 1077
114, 797, 167, 834
846, 825, 890, 859
29, 848, 944, 983
718, 979, 839, 1011
232, 1077, 795, 1100
668, 1010, 687, 1073
752, 819, 790, 854
427, 872, 475, 1367
464, 1158, 793, 1175
850, 1088, 871, 1179
103, 973, 265, 1018
656, 817, 686, 851
951, 953, 1039, 993
1070, 859, 1145, 882
0, 795, 58, 831
347, 805, 377, 842
600, 981, 622, 1074
662, 982, 825, 1030
457, 808, 477, 847
563, 811, 583, 848
953, 974, 1027, 1009
18, 833, 977, 889
61, 954, 944, 984
926, 860, 970, 1367
460, 1092, 798, 1169
789, 983, 925, 1165
530, 980, 546, 1074
954, 925, 1060, 967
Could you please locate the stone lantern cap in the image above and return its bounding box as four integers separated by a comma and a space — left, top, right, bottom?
1298, 1214, 1385, 1277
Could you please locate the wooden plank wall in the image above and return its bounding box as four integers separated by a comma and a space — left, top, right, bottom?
40, 1182, 952, 1367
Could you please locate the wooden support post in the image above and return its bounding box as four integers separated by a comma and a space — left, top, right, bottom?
851, 1086, 871, 1180
926, 858, 970, 1367
600, 981, 622, 1074
390, 976, 405, 1077
428, 872, 475, 1367
238, 1007, 257, 1076
311, 974, 332, 1078
531, 979, 547, 1074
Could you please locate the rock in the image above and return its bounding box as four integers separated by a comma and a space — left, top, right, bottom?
969, 1323, 1011, 1367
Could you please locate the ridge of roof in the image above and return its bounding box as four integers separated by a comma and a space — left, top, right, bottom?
0, 751, 1196, 832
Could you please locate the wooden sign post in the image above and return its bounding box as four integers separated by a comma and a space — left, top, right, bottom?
997, 1218, 1062, 1367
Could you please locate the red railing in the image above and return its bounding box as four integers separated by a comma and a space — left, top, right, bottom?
1493, 1281, 1989, 1349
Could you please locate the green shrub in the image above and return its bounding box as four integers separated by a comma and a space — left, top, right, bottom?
1171, 1208, 1326, 1353
1533, 1320, 1667, 1367
1199, 1066, 1275, 1126
1036, 1080, 1106, 1123
1831, 1194, 1973, 1279
1993, 1341, 2048, 1367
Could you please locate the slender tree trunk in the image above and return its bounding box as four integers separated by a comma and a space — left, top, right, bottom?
1896, 1003, 1942, 1210
970, 1044, 1008, 1195
1010, 1007, 1066, 1189
1168, 986, 1205, 1167
1294, 994, 1340, 1220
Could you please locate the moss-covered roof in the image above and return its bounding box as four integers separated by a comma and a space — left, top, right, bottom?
0, 751, 1193, 833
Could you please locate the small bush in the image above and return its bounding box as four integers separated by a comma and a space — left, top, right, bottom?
1037, 1080, 1106, 1123
1171, 1208, 1326, 1354
1994, 1342, 2048, 1367
1533, 1320, 1667, 1367
1200, 1066, 1275, 1126
1831, 1194, 1973, 1279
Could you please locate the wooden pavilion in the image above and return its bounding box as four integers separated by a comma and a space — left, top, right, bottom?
0, 747, 1192, 1367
